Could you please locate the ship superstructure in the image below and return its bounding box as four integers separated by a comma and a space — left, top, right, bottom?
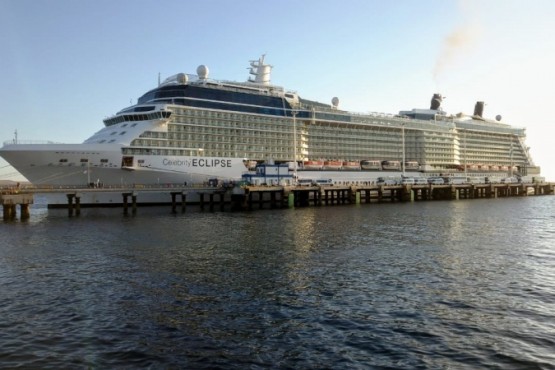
0, 56, 540, 188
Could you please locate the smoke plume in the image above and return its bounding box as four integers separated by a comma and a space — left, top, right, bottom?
433, 2, 482, 82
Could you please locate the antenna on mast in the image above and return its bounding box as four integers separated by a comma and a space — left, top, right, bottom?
158, 72, 161, 86
14, 129, 18, 144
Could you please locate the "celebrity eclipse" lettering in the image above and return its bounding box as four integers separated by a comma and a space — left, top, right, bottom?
162, 158, 232, 168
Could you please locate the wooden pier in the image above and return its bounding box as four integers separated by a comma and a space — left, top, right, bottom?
1, 182, 554, 219
236, 182, 554, 210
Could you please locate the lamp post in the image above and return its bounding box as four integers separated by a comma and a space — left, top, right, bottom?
292, 110, 298, 183
401, 124, 405, 176
509, 141, 513, 177
464, 129, 467, 177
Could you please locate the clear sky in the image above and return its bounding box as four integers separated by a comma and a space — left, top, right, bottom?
1, 0, 554, 181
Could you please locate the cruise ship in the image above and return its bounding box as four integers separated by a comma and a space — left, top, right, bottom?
0, 56, 541, 190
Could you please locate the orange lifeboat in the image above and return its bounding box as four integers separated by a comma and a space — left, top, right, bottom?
303, 160, 324, 170
323, 161, 343, 170
342, 161, 361, 170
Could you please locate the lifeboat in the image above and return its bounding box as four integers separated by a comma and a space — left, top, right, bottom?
361, 160, 381, 170
303, 160, 324, 170
381, 160, 401, 171
489, 165, 499, 171
342, 161, 361, 170
500, 165, 509, 172
323, 160, 343, 170
404, 161, 420, 171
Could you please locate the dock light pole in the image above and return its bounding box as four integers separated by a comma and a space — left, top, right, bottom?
292, 110, 298, 183
401, 123, 405, 176
464, 129, 467, 177
509, 141, 513, 177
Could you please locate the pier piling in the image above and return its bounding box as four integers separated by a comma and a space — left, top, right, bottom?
1, 193, 34, 221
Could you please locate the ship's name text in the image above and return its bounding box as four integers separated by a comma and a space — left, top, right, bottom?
162, 158, 232, 168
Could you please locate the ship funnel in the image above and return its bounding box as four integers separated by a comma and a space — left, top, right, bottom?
474, 101, 484, 117
430, 93, 443, 110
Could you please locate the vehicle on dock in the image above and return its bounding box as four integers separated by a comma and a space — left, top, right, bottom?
427, 177, 445, 185
377, 177, 398, 185
467, 176, 486, 184
315, 179, 334, 186
518, 175, 533, 183
443, 176, 467, 185
501, 177, 518, 184
486, 176, 502, 184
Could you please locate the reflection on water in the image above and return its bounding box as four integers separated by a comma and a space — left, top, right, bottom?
1, 197, 554, 368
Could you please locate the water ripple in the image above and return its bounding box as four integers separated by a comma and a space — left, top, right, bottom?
1, 197, 554, 368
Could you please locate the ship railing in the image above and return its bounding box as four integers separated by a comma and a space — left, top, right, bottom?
2, 140, 64, 145
518, 135, 535, 165
299, 104, 527, 136
5, 181, 238, 192
455, 121, 525, 135
297, 105, 456, 132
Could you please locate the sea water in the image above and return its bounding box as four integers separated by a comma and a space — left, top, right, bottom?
1, 196, 554, 368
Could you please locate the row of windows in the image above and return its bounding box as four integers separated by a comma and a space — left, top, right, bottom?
104, 112, 170, 126
58, 158, 110, 163
123, 147, 293, 159
126, 106, 521, 165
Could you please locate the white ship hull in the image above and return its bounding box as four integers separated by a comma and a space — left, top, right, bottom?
0, 143, 247, 186
34, 189, 219, 208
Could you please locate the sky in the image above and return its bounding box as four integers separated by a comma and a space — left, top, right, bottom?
1, 0, 554, 181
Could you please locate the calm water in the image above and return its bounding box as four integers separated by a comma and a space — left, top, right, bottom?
1, 196, 554, 369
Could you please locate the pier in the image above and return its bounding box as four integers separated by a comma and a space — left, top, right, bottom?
0, 192, 33, 220
236, 182, 555, 210
1, 182, 554, 219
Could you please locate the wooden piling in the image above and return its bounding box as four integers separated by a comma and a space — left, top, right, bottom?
67, 194, 75, 217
